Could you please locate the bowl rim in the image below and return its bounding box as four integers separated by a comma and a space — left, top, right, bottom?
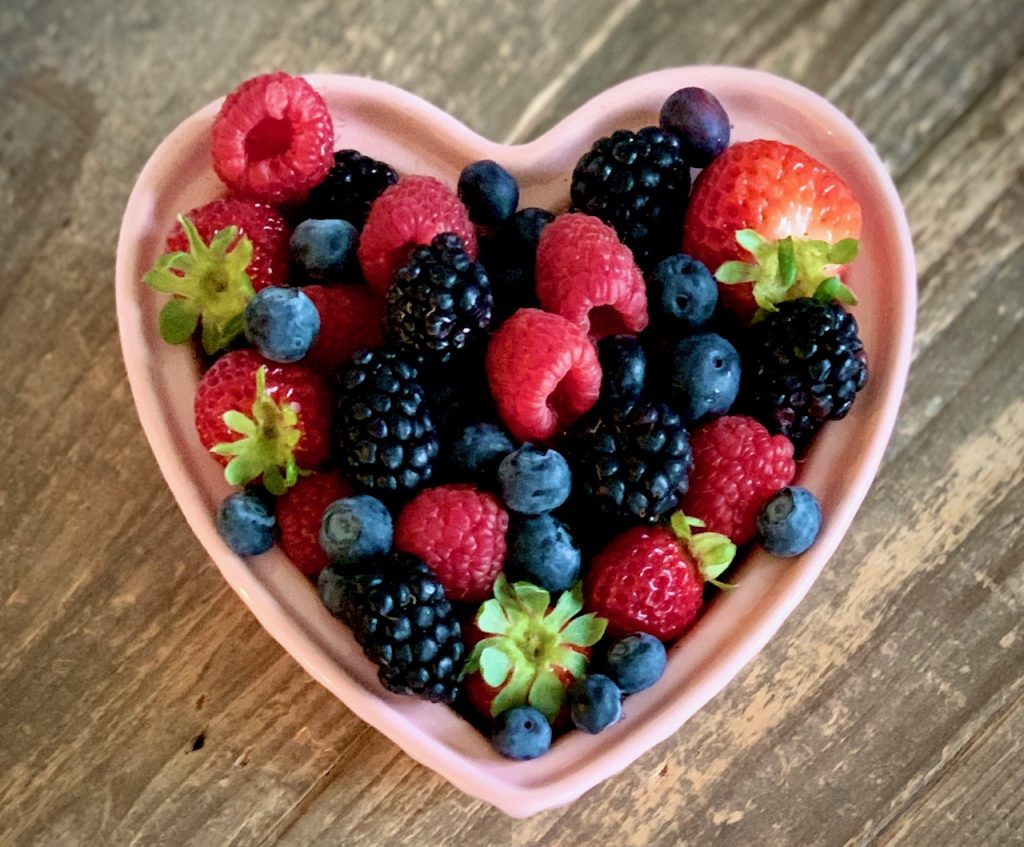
115, 65, 916, 817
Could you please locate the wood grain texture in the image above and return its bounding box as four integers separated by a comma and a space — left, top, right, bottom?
1, 0, 1022, 845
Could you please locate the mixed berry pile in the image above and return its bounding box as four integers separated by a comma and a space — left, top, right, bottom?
144, 72, 868, 760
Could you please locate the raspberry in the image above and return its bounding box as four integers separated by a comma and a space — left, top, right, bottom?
357, 176, 477, 296
394, 484, 509, 602
585, 526, 703, 642
166, 198, 290, 291
681, 415, 796, 544
301, 284, 385, 374
275, 470, 353, 575
535, 213, 648, 340
485, 308, 602, 443
211, 72, 334, 204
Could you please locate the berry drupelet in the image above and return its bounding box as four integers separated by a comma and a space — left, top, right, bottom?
299, 149, 398, 229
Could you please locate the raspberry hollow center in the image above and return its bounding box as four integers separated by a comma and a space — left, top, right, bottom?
245, 117, 293, 162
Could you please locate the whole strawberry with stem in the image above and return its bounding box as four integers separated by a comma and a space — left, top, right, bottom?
194, 349, 331, 494
585, 515, 735, 642
683, 139, 862, 321
462, 576, 607, 723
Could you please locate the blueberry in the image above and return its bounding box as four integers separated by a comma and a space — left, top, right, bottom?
458, 160, 520, 226
598, 335, 647, 408
450, 422, 514, 479
497, 444, 572, 514
317, 566, 347, 617
648, 254, 717, 333
243, 287, 320, 363
506, 513, 581, 592
668, 332, 740, 422
605, 633, 666, 694
569, 675, 622, 733
757, 486, 821, 556
506, 207, 554, 251
492, 706, 552, 760
216, 491, 275, 556
659, 87, 730, 167
319, 495, 394, 567
290, 218, 358, 280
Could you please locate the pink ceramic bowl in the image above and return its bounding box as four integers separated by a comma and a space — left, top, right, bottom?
115, 66, 915, 817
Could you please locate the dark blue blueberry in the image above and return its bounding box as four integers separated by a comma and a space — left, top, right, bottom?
243, 286, 320, 363
605, 633, 666, 694
458, 159, 520, 226
216, 491, 275, 556
648, 254, 717, 333
668, 332, 740, 422
290, 218, 358, 279
506, 513, 581, 592
497, 444, 572, 514
659, 87, 731, 167
569, 675, 622, 733
450, 422, 514, 479
492, 706, 552, 760
506, 207, 554, 251
319, 495, 394, 567
598, 335, 647, 408
757, 486, 821, 556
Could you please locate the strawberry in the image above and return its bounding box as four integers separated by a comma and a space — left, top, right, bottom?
301, 284, 386, 374
462, 576, 607, 723
194, 349, 332, 494
585, 515, 735, 642
682, 139, 862, 321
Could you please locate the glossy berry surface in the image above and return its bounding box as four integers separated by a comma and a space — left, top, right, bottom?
497, 444, 572, 515
597, 335, 647, 409
319, 494, 394, 567
569, 674, 622, 733
492, 706, 552, 760
458, 159, 519, 226
659, 86, 731, 167
668, 332, 740, 422
290, 218, 358, 281
477, 207, 553, 322
505, 513, 581, 592
244, 287, 320, 363
604, 632, 667, 694
275, 470, 353, 575
647, 253, 718, 332
449, 422, 514, 481
216, 491, 275, 556
757, 486, 821, 556
300, 148, 398, 229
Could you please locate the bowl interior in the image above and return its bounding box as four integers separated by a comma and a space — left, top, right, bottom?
115, 67, 914, 816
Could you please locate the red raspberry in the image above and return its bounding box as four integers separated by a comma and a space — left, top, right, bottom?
212, 72, 334, 204
681, 415, 796, 544
485, 308, 602, 442
275, 470, 353, 576
357, 176, 477, 296
166, 198, 291, 291
535, 213, 648, 339
394, 484, 508, 603
585, 525, 703, 642
301, 284, 386, 374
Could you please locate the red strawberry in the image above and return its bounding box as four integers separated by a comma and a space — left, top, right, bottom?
194, 349, 332, 494
683, 139, 862, 321
357, 176, 478, 296
211, 72, 334, 204
301, 284, 386, 374
462, 576, 607, 723
681, 415, 796, 545
585, 517, 735, 642
275, 470, 354, 576
394, 485, 509, 603
485, 308, 602, 442
535, 213, 648, 339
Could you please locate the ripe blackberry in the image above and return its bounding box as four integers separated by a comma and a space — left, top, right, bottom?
335, 349, 439, 496
742, 299, 868, 448
573, 401, 693, 524
386, 233, 493, 365
570, 127, 690, 267
300, 149, 398, 229
322, 554, 464, 703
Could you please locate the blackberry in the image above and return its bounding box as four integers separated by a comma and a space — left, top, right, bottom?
335, 349, 439, 496
573, 401, 692, 524
321, 554, 464, 703
300, 149, 398, 229
742, 298, 868, 448
386, 233, 493, 365
570, 127, 690, 267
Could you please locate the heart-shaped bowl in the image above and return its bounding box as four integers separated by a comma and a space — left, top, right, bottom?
116, 66, 914, 817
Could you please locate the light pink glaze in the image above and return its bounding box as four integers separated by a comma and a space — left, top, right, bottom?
115, 67, 915, 817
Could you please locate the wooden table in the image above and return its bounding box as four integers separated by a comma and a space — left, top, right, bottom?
2, 0, 1022, 844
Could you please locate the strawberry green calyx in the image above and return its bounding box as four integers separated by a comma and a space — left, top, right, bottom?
210, 365, 303, 495
143, 215, 255, 354
715, 229, 859, 316
462, 575, 607, 721
670, 512, 737, 591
